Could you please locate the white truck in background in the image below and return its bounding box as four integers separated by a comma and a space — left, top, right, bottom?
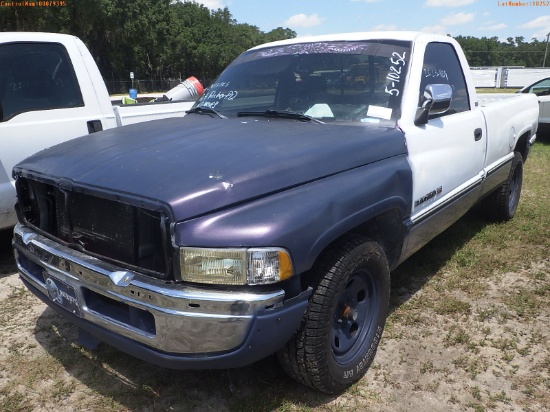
0, 32, 202, 230
518, 77, 550, 136
477, 78, 550, 138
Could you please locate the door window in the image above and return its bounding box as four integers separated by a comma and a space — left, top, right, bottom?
419, 42, 470, 118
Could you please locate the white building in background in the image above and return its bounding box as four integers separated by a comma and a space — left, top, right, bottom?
471, 67, 550, 88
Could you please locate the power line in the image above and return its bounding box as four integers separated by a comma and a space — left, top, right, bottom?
465, 50, 545, 54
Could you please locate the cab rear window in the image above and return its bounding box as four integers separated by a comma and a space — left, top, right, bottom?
0, 42, 84, 122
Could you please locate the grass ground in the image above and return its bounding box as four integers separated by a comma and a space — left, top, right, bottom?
0, 139, 548, 412
475, 88, 520, 94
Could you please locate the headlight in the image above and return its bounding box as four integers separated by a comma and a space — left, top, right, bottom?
180, 247, 293, 285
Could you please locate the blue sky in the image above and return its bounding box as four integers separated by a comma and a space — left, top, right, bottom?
194, 0, 550, 42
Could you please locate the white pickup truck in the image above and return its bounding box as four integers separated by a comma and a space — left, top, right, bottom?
12, 32, 539, 394
518, 77, 550, 136
0, 32, 201, 230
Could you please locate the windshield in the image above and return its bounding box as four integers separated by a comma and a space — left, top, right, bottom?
193, 40, 411, 125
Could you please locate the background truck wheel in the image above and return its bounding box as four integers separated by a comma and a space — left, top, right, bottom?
277, 235, 390, 394
482, 152, 523, 222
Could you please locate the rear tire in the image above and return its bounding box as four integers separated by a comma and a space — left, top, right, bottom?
277, 235, 390, 394
483, 152, 523, 222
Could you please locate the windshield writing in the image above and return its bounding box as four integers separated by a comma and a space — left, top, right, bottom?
194, 40, 411, 125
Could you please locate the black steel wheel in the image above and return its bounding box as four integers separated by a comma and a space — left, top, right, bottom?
483, 151, 523, 222
278, 235, 390, 394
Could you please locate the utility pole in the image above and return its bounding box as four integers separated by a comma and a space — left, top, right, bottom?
544, 32, 550, 67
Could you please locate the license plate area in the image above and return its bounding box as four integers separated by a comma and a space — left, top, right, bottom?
44, 272, 82, 317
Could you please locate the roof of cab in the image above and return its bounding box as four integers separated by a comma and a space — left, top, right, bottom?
0, 32, 78, 44
248, 31, 449, 51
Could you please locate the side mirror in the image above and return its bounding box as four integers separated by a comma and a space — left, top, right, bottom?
414, 84, 453, 125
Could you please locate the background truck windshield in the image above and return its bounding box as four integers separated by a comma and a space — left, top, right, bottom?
195, 40, 411, 124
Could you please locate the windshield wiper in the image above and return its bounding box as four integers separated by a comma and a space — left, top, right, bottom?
237, 110, 324, 123
186, 106, 227, 119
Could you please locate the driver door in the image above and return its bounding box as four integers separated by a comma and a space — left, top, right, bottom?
401, 42, 486, 254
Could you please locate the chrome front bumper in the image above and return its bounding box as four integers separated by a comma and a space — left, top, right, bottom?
13, 224, 309, 366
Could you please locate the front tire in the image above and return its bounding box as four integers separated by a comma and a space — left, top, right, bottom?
278, 235, 390, 394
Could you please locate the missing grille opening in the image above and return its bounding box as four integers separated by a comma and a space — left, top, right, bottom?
16, 177, 172, 280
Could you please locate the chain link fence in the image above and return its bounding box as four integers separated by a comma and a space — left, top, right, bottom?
105, 79, 181, 95
105, 78, 215, 95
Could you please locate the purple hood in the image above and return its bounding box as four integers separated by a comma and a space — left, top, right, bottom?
14, 115, 406, 221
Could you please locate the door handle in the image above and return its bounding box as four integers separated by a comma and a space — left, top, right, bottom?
87, 120, 103, 134
474, 128, 483, 141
